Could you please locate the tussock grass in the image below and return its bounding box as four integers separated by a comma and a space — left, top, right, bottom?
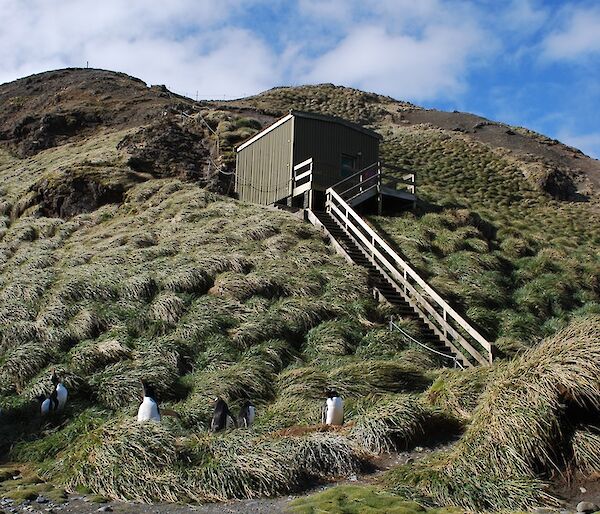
69, 338, 132, 375
328, 361, 431, 397
2, 86, 599, 508
49, 419, 365, 503
349, 395, 429, 454
387, 316, 600, 510
425, 367, 492, 421
88, 346, 179, 409
304, 319, 365, 360
0, 342, 57, 392
375, 127, 600, 345
571, 425, 600, 476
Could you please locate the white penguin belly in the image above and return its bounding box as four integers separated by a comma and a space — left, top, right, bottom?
137, 398, 160, 422
56, 384, 68, 410
247, 406, 256, 426
326, 397, 343, 425
41, 398, 51, 415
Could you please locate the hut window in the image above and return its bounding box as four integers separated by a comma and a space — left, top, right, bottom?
341, 154, 357, 178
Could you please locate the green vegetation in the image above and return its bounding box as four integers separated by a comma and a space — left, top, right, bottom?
386, 317, 600, 511
1, 74, 599, 511
0, 466, 67, 503
219, 83, 415, 124
375, 127, 600, 351
289, 485, 464, 514
0, 139, 446, 503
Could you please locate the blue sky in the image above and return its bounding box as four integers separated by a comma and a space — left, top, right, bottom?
1, 0, 599, 158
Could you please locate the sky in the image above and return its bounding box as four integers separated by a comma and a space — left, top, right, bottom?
1, 0, 599, 158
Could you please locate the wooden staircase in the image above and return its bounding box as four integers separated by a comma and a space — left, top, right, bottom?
306, 175, 495, 368
314, 211, 457, 364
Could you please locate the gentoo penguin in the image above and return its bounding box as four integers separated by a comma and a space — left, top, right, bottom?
137, 381, 161, 423
237, 400, 256, 428
38, 390, 58, 416
210, 397, 237, 432
322, 389, 344, 426
51, 370, 68, 411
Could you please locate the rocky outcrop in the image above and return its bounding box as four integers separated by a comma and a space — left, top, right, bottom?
30, 166, 146, 218
0, 68, 188, 157
117, 119, 212, 182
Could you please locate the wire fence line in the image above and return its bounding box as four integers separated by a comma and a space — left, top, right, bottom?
388, 318, 464, 369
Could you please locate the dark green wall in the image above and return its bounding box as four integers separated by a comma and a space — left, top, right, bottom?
292, 116, 379, 191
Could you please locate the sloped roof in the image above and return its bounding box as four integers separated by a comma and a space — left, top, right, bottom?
236, 110, 381, 152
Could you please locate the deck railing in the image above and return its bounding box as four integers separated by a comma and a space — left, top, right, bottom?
292, 158, 313, 197
325, 187, 494, 367
333, 162, 416, 203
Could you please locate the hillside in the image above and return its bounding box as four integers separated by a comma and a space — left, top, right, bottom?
0, 69, 599, 511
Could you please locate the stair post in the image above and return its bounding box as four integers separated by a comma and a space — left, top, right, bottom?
377, 162, 382, 215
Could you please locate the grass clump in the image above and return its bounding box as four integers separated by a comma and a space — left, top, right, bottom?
425, 367, 492, 421
50, 419, 366, 503
571, 425, 600, 476
348, 395, 429, 454
386, 316, 600, 511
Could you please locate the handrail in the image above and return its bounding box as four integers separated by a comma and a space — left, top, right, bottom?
333, 162, 379, 190
389, 319, 464, 369
293, 158, 313, 187
337, 174, 379, 198
325, 188, 493, 366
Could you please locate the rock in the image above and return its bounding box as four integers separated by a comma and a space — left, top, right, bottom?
577, 501, 598, 513
348, 474, 358, 482
35, 496, 48, 504
580, 487, 587, 493
97, 507, 113, 512
117, 119, 210, 182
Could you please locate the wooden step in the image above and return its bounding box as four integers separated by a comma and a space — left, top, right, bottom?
315, 211, 457, 364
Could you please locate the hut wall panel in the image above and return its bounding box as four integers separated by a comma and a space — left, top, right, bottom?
235, 118, 293, 205
292, 117, 379, 190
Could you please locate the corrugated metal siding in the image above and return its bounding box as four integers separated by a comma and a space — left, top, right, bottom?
235, 118, 293, 205
292, 117, 379, 190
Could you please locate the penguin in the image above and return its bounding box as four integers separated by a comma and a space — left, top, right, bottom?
51, 370, 68, 411
137, 381, 161, 423
322, 389, 344, 426
38, 390, 58, 416
237, 400, 256, 428
210, 397, 237, 432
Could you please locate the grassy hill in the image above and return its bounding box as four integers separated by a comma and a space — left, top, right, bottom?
0, 69, 599, 510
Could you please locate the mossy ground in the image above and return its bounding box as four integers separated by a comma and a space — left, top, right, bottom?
0, 465, 67, 503
289, 485, 465, 514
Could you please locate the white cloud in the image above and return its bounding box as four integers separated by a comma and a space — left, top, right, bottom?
294, 0, 492, 101
0, 0, 278, 98
501, 0, 548, 33
302, 23, 486, 100
542, 7, 600, 60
